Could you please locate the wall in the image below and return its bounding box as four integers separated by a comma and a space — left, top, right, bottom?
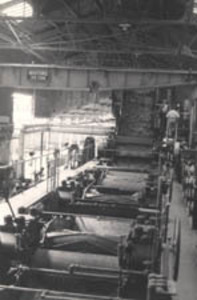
174, 85, 195, 104
0, 88, 13, 164
34, 90, 88, 117
0, 88, 13, 121
34, 90, 112, 118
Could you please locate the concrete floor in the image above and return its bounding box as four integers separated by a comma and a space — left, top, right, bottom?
170, 182, 197, 300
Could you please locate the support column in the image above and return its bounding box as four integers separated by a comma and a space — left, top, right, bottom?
167, 88, 172, 107
19, 129, 25, 177
40, 131, 44, 170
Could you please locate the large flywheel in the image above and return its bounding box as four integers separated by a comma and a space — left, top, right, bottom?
172, 217, 181, 281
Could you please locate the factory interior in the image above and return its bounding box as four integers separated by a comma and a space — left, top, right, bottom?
1, 1, 197, 300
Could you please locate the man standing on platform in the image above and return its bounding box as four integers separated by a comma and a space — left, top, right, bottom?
160, 99, 169, 137
166, 108, 180, 139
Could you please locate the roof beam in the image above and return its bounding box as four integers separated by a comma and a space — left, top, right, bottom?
0, 17, 195, 26
0, 43, 179, 54
0, 64, 196, 90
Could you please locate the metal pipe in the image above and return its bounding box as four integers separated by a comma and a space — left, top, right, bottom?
5, 198, 16, 219
40, 131, 44, 170
0, 284, 117, 300
17, 265, 147, 278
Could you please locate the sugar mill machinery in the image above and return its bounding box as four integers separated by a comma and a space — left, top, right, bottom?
0, 186, 180, 300
0, 125, 180, 300
179, 149, 197, 229
0, 88, 181, 300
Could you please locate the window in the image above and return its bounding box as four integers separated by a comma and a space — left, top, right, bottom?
0, 1, 33, 18
12, 92, 34, 133
194, 0, 197, 14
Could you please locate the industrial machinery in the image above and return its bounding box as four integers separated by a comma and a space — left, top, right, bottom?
0, 164, 15, 200
33, 130, 172, 218
0, 92, 180, 300
2, 132, 178, 300
0, 195, 180, 300
180, 149, 197, 229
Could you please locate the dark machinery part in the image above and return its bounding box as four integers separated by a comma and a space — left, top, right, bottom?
82, 137, 95, 164
192, 192, 197, 230
68, 144, 80, 169
172, 218, 181, 281
32, 249, 119, 270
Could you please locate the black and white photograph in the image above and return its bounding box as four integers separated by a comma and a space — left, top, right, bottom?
0, 1, 196, 299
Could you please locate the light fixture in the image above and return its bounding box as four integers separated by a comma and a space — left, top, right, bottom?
119, 23, 131, 32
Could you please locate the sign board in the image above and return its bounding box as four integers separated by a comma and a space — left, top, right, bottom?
27, 69, 49, 82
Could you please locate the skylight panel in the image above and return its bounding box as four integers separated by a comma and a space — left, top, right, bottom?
194, 0, 197, 14
3, 2, 33, 17
0, 0, 11, 4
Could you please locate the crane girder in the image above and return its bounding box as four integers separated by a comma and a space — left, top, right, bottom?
0, 64, 196, 90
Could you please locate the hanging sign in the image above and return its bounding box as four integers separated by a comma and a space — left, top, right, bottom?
27, 69, 49, 82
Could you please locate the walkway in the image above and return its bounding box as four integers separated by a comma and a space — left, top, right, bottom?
0, 160, 96, 225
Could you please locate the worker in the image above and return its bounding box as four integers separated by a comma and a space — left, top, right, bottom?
74, 180, 82, 198
182, 99, 190, 138
124, 238, 135, 269
160, 99, 169, 136
132, 224, 144, 243
162, 137, 174, 162
15, 217, 26, 253
64, 215, 75, 229
183, 160, 190, 200
93, 168, 102, 184
176, 102, 181, 114
166, 108, 180, 139
188, 160, 195, 176
3, 215, 15, 233
23, 208, 44, 250
186, 172, 195, 215
161, 176, 169, 196
15, 216, 26, 233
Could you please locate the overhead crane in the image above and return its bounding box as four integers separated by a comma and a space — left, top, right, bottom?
0, 64, 197, 90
